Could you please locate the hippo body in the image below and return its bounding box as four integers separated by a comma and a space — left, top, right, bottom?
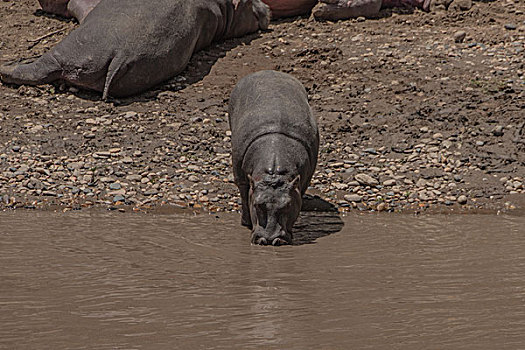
260, 0, 430, 19
38, 0, 101, 23
261, 0, 317, 18
229, 70, 319, 245
1, 0, 269, 99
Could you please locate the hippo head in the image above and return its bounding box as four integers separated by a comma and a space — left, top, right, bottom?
248, 174, 302, 246
230, 0, 270, 38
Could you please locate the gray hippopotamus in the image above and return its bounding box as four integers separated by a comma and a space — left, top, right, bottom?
229, 70, 319, 246
0, 0, 269, 99
38, 0, 101, 23
261, 0, 429, 19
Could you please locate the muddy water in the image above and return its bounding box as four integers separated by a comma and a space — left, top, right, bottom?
0, 211, 524, 350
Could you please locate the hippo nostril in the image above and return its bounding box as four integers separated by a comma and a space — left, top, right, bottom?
256, 237, 268, 245
272, 237, 289, 246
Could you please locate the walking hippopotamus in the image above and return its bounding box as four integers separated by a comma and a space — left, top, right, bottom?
38, 0, 101, 23
229, 70, 319, 246
0, 0, 270, 99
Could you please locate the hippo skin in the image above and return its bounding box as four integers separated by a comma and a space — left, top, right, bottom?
0, 0, 270, 99
261, 0, 429, 19
229, 70, 319, 246
312, 0, 430, 20
261, 0, 318, 18
38, 0, 101, 23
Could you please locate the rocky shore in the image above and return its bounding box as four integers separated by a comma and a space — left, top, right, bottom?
0, 0, 523, 213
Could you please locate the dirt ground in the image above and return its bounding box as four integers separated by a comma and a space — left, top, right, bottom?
0, 0, 523, 214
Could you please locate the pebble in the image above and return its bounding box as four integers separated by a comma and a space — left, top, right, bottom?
492, 125, 504, 136
457, 195, 468, 205
453, 31, 467, 43
113, 195, 125, 203
354, 174, 379, 186
109, 183, 121, 190
344, 194, 362, 202
504, 23, 517, 30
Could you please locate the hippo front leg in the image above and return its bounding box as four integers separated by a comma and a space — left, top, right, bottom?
238, 182, 252, 229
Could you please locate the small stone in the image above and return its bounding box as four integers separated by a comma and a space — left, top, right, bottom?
383, 179, 396, 186
122, 157, 133, 164
188, 175, 199, 182
109, 183, 122, 190
113, 195, 125, 203
453, 30, 466, 43
457, 195, 468, 205
344, 194, 362, 202
504, 23, 517, 30
475, 140, 485, 146
354, 174, 379, 186
12, 146, 21, 152
126, 174, 142, 182
376, 202, 387, 212
492, 125, 504, 136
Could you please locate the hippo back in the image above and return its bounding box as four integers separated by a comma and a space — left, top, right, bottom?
229, 70, 319, 170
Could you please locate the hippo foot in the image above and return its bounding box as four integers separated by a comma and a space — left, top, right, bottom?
252, 234, 291, 246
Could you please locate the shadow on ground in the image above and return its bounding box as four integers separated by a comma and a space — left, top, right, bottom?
293, 195, 344, 245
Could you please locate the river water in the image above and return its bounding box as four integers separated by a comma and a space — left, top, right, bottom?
1, 210, 524, 350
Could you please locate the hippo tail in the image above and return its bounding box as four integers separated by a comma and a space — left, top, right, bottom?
0, 54, 62, 86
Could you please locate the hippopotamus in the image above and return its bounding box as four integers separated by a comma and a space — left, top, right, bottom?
38, 0, 101, 23
228, 70, 319, 246
261, 0, 429, 19
312, 0, 430, 20
0, 0, 270, 99
261, 0, 318, 18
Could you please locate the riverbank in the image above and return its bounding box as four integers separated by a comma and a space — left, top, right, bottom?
0, 0, 523, 214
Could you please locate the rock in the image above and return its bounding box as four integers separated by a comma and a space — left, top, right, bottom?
188, 175, 199, 182
376, 202, 387, 212
113, 195, 125, 203
383, 179, 396, 186
109, 183, 121, 190
126, 174, 142, 181
453, 31, 466, 43
492, 125, 504, 136
504, 23, 517, 30
354, 174, 379, 186
475, 141, 485, 146
344, 194, 362, 202
457, 195, 468, 205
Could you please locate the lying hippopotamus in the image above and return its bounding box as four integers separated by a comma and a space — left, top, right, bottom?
261, 0, 429, 19
38, 0, 100, 23
0, 0, 269, 99
229, 70, 319, 246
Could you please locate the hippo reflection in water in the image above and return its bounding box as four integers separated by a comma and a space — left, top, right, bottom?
229, 71, 319, 246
